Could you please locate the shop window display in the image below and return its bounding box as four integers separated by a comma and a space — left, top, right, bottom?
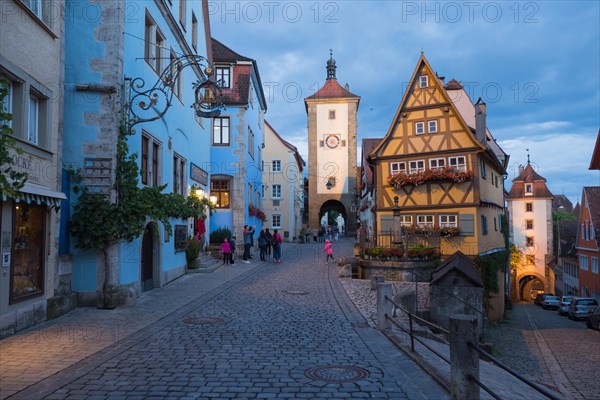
11, 203, 45, 303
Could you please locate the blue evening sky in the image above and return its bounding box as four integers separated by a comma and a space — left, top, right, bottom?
209, 1, 600, 205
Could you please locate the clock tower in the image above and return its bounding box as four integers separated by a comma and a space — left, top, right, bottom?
304, 54, 360, 235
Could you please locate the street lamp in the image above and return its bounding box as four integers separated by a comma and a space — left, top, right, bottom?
127, 54, 223, 132
195, 188, 205, 198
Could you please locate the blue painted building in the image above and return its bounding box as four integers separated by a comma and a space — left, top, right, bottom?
208, 39, 268, 241
62, 0, 214, 306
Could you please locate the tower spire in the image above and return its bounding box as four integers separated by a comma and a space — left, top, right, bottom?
326, 50, 336, 80
526, 148, 530, 164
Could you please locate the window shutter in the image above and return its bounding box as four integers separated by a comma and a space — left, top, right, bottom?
459, 214, 474, 236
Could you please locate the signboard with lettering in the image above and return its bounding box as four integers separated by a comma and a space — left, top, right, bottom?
190, 163, 208, 185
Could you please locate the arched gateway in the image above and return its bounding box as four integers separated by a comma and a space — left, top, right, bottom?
305, 53, 359, 235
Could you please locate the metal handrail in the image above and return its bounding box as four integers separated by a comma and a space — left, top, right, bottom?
386, 314, 450, 364
468, 374, 503, 400
382, 293, 562, 400
468, 342, 563, 400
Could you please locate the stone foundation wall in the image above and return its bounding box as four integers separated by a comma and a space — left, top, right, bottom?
359, 260, 437, 282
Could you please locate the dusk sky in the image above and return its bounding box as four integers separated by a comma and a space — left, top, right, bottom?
209, 1, 600, 205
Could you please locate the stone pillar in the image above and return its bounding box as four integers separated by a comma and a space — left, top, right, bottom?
376, 282, 393, 330
449, 315, 480, 400
371, 275, 384, 290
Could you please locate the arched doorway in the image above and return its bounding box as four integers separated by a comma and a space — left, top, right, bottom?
141, 224, 157, 292
519, 275, 545, 302
319, 200, 347, 237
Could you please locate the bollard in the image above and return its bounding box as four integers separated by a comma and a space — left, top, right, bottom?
449, 315, 479, 400
376, 282, 393, 331
371, 275, 385, 290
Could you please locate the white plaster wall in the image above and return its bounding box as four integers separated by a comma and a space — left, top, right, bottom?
316, 103, 349, 195
509, 197, 552, 277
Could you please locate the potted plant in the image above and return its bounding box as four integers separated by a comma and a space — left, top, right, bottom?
185, 236, 201, 268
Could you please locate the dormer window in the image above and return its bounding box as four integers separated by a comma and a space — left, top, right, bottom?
525, 183, 533, 196
419, 75, 428, 88
215, 67, 231, 88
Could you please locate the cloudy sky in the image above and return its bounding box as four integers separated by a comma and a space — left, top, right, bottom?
209, 1, 600, 205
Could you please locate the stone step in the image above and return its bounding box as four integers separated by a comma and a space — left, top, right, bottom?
187, 256, 224, 274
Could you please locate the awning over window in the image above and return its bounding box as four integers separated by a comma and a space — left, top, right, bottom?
1, 182, 67, 208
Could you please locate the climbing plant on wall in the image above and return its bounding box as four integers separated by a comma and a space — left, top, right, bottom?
69, 119, 214, 308
0, 79, 28, 197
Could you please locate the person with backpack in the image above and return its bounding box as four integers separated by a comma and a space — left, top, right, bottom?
272, 229, 282, 263
265, 228, 272, 258
258, 230, 268, 261
229, 236, 236, 264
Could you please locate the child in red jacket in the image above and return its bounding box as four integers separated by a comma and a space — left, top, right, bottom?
323, 239, 334, 263
220, 238, 231, 265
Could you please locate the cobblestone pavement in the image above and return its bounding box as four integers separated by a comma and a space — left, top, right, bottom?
485, 302, 600, 400
0, 238, 448, 399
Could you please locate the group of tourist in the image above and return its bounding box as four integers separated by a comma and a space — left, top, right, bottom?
306, 225, 340, 244
219, 225, 283, 265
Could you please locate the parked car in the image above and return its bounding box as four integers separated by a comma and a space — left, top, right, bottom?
541, 295, 560, 310
535, 293, 554, 306
568, 297, 599, 320
586, 306, 600, 330
557, 296, 574, 316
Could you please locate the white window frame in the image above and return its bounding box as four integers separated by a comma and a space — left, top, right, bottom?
23, 0, 51, 24
172, 153, 186, 195
580, 254, 589, 271
439, 215, 457, 228
144, 13, 165, 74
448, 155, 467, 172
525, 183, 533, 196
169, 49, 182, 99
480, 159, 487, 179
271, 184, 282, 199
28, 94, 39, 145
191, 12, 198, 51
428, 120, 437, 133
417, 215, 434, 227
1, 80, 12, 128
415, 121, 425, 135
419, 75, 428, 88
272, 214, 281, 229
213, 117, 230, 145
248, 127, 254, 158
261, 184, 266, 199
271, 160, 282, 173
215, 66, 231, 88
400, 215, 413, 226
592, 257, 598, 274
409, 160, 425, 174
390, 162, 406, 175
429, 158, 445, 170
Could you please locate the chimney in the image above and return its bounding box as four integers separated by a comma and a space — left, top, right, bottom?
474, 97, 486, 143
518, 164, 525, 175
344, 83, 350, 91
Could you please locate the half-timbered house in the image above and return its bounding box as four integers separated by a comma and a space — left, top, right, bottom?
369, 54, 509, 258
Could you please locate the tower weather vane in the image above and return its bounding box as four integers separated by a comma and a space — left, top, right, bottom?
526, 148, 530, 164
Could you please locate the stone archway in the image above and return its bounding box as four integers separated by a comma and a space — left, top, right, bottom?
518, 273, 545, 302
319, 200, 347, 236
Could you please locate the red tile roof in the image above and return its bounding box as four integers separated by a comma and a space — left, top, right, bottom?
305, 78, 359, 100
508, 163, 553, 199
590, 130, 600, 170
264, 120, 305, 171
444, 79, 464, 90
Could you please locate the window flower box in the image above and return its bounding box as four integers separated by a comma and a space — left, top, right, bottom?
387, 167, 473, 188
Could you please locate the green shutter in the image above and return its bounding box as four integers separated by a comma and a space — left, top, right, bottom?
459, 214, 474, 236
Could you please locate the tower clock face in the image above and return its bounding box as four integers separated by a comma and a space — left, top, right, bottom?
325, 134, 340, 149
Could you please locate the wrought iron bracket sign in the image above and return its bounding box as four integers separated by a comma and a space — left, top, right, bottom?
126, 54, 223, 131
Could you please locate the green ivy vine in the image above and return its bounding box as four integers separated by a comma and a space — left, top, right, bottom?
0, 79, 28, 197
69, 118, 213, 308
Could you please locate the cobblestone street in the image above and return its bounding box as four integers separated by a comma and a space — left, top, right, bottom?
0, 238, 447, 399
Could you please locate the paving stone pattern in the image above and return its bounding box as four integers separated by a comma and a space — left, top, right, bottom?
1, 239, 448, 400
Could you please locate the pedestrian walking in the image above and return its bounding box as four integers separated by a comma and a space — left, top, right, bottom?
265, 228, 272, 258
312, 227, 318, 244
318, 226, 325, 243
323, 239, 334, 263
242, 225, 254, 264
229, 236, 236, 264
258, 230, 268, 261
305, 225, 311, 243
272, 229, 282, 263
220, 237, 231, 265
